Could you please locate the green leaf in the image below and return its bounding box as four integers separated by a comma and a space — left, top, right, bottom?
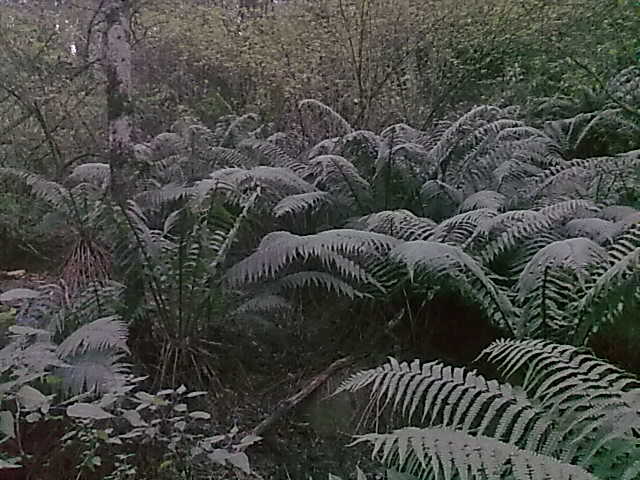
122, 409, 147, 427
226, 452, 251, 474
16, 385, 48, 411
66, 403, 113, 420
0, 458, 21, 469
135, 391, 168, 407
25, 412, 41, 423
188, 411, 211, 420
186, 391, 208, 398
173, 403, 187, 413
0, 411, 15, 439
0, 288, 41, 302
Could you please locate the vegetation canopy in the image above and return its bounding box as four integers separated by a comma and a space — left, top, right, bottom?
0, 0, 639, 479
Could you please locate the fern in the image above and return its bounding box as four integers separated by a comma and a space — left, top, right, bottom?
354, 427, 598, 480
458, 190, 506, 213
55, 315, 129, 359
514, 238, 609, 339
352, 210, 436, 241
273, 191, 335, 219
480, 339, 640, 472
299, 99, 353, 141
341, 339, 640, 479
336, 357, 551, 448
226, 229, 399, 293
575, 221, 640, 339
386, 241, 516, 332
304, 154, 372, 211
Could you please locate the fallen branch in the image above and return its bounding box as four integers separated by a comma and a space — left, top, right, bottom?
242, 356, 354, 445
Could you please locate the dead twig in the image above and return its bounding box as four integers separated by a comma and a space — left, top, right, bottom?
240, 356, 354, 445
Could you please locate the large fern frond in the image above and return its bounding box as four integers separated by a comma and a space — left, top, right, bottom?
514, 238, 609, 338
352, 210, 436, 241
354, 427, 598, 480
273, 191, 335, 219
55, 316, 129, 359
299, 99, 353, 140
387, 241, 516, 331
480, 200, 598, 267
336, 357, 550, 449
56, 349, 130, 395
225, 229, 400, 293
575, 221, 640, 338
480, 339, 640, 471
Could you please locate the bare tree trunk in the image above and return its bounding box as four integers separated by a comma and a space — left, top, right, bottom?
103, 0, 134, 202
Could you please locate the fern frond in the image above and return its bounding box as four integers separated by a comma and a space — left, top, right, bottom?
428, 105, 502, 176
273, 191, 334, 219
307, 137, 341, 160
458, 190, 506, 213
575, 222, 640, 336
204, 147, 253, 169
67, 163, 111, 188
56, 349, 129, 395
481, 200, 598, 266
480, 339, 640, 469
238, 138, 303, 171
56, 316, 129, 359
388, 241, 516, 331
276, 271, 368, 299
134, 183, 193, 211
226, 229, 399, 291
305, 155, 371, 209
354, 427, 598, 480
353, 210, 436, 241
428, 208, 498, 244
0, 168, 70, 212
494, 159, 544, 196
515, 238, 609, 338
337, 357, 549, 448
299, 99, 353, 139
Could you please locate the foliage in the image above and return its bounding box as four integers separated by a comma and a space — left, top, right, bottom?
1, 2, 640, 478
338, 339, 640, 479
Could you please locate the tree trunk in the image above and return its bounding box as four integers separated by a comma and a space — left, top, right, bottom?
103, 0, 134, 202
